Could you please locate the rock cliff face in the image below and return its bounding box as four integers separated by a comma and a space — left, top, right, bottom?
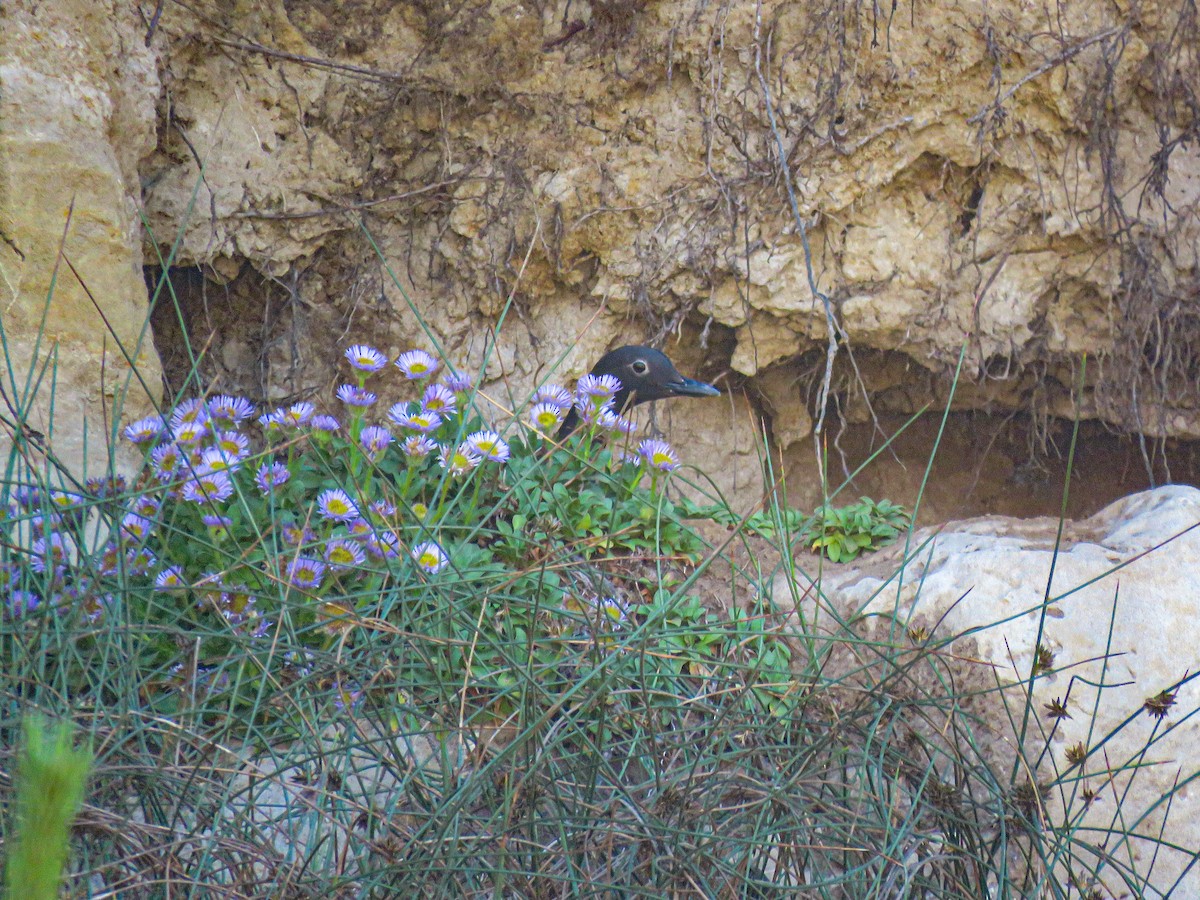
1, 0, 161, 476
5, 0, 1199, 509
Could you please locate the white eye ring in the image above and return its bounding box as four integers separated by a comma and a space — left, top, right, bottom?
631, 359, 649, 375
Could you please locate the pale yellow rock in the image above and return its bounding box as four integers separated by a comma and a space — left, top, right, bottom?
797, 486, 1200, 896
755, 366, 815, 450
141, 1, 361, 270
55, 0, 1196, 513
0, 0, 162, 478
841, 290, 924, 347
730, 317, 806, 376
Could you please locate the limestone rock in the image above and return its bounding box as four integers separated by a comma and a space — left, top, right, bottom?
790, 486, 1200, 895
0, 0, 162, 478
8, 0, 1200, 514
130, 0, 1200, 517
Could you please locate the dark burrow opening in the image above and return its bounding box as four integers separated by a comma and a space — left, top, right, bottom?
779, 410, 1200, 525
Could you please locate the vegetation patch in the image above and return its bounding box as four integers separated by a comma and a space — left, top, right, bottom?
0, 323, 1193, 896
802, 496, 911, 563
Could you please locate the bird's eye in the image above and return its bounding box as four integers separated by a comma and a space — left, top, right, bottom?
631, 359, 649, 375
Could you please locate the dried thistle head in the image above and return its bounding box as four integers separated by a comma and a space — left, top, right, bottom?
1143, 689, 1178, 720
1065, 742, 1088, 766
1032, 643, 1055, 676
1043, 697, 1071, 720
1009, 779, 1051, 829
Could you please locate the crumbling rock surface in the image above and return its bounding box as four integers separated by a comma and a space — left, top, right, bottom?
5, 0, 1199, 507
141, 0, 1199, 496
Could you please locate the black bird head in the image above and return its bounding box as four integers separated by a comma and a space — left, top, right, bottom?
557, 345, 720, 438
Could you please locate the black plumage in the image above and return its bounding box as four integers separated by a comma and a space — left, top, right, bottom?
556, 346, 720, 438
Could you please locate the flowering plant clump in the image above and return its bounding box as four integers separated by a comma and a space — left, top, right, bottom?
1, 341, 792, 725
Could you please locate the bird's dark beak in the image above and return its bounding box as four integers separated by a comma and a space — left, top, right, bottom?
665, 376, 720, 398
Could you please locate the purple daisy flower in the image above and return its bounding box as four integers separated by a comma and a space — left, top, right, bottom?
412, 540, 449, 574
283, 401, 316, 427
129, 495, 161, 518
594, 408, 618, 430
441, 369, 473, 393
466, 430, 510, 463
48, 492, 85, 527
198, 446, 241, 475
150, 443, 183, 481
333, 680, 364, 713
405, 411, 442, 433
194, 571, 222, 593
169, 398, 210, 428
255, 460, 290, 494
395, 349, 439, 380
387, 403, 442, 433
402, 434, 438, 460
213, 430, 250, 459
207, 394, 256, 424
47, 490, 77, 510
287, 556, 326, 590
96, 542, 122, 577
218, 586, 258, 625
82, 593, 114, 624
577, 399, 616, 428
202, 513, 233, 529
615, 448, 641, 467
529, 401, 565, 433
312, 414, 340, 433
385, 402, 413, 426
370, 499, 397, 518
85, 475, 127, 499
534, 384, 573, 408
325, 538, 366, 570
8, 590, 41, 617
119, 513, 154, 543
30, 533, 69, 575
637, 438, 679, 473
359, 425, 393, 460
123, 415, 165, 445
281, 650, 315, 676
421, 383, 458, 416
282, 521, 317, 547
344, 344, 389, 372
364, 529, 401, 560
346, 517, 372, 538
597, 408, 636, 435
172, 420, 207, 446
258, 410, 286, 433
336, 384, 377, 408
593, 595, 630, 627
156, 566, 186, 590
181, 471, 235, 504
12, 486, 41, 508
125, 546, 156, 576
577, 373, 622, 405
438, 442, 481, 477
317, 488, 359, 523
